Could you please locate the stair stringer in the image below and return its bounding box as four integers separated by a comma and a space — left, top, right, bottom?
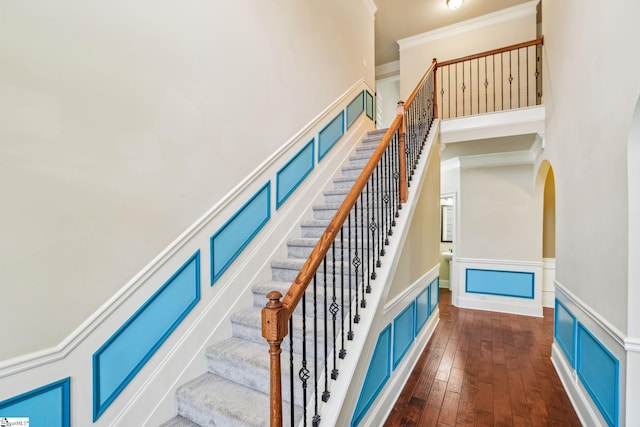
315, 119, 442, 427
126, 117, 374, 427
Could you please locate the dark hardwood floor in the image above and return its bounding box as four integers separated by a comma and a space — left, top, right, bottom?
384, 289, 581, 427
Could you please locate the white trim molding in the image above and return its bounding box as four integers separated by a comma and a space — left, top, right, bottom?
397, 0, 539, 51
552, 280, 628, 426
542, 258, 556, 308
440, 105, 545, 144
626, 337, 640, 353
375, 60, 400, 80
453, 257, 543, 317
555, 281, 626, 347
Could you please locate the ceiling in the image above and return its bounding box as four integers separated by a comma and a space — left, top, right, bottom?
441, 134, 539, 161
374, 0, 533, 66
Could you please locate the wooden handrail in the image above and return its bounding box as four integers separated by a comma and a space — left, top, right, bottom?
405, 59, 438, 109
263, 62, 437, 426
437, 36, 544, 68
280, 113, 403, 316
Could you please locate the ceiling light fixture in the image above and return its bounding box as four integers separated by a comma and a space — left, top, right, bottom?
446, 0, 463, 10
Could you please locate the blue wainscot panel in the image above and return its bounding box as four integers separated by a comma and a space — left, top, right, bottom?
415, 286, 430, 334
393, 301, 415, 369
465, 268, 534, 299
577, 323, 619, 427
0, 378, 70, 427
430, 278, 439, 313
554, 299, 577, 366
346, 91, 365, 129
351, 325, 391, 427
93, 252, 200, 420
211, 182, 271, 284
365, 91, 375, 120
318, 111, 344, 161
276, 139, 314, 209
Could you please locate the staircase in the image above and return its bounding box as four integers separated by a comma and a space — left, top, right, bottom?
160, 128, 387, 427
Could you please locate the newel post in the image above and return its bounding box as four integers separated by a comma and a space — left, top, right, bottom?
432, 58, 439, 119
397, 100, 408, 203
262, 291, 288, 427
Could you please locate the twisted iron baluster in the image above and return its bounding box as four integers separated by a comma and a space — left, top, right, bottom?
299, 294, 308, 427
330, 240, 339, 377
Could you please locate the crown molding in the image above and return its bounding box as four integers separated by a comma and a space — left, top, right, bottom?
398, 0, 539, 51
375, 60, 400, 79
626, 337, 640, 353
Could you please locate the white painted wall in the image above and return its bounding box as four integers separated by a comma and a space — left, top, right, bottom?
0, 0, 374, 360
398, 1, 537, 99
458, 164, 539, 261
375, 77, 401, 129
542, 0, 640, 334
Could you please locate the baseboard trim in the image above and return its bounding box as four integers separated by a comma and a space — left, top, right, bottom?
552, 343, 610, 427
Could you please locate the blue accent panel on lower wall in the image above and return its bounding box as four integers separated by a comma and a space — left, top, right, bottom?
415, 286, 430, 333
318, 111, 344, 161
430, 278, 439, 313
0, 378, 70, 427
211, 182, 271, 284
554, 299, 576, 367
393, 301, 415, 369
276, 139, 314, 209
346, 91, 365, 129
351, 324, 391, 427
577, 323, 619, 427
366, 91, 375, 120
465, 268, 534, 299
93, 251, 200, 421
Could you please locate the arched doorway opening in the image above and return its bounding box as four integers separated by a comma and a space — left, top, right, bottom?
535, 159, 556, 307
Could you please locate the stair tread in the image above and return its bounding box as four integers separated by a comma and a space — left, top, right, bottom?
159, 416, 200, 427
177, 373, 300, 427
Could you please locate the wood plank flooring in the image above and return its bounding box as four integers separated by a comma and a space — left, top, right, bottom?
384, 289, 581, 427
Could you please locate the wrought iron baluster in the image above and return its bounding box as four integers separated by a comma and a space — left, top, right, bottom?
353, 200, 360, 324
330, 241, 339, 377
322, 255, 329, 403
369, 169, 377, 281
339, 225, 347, 356
300, 294, 308, 427
360, 190, 367, 305
289, 316, 295, 427
312, 274, 320, 427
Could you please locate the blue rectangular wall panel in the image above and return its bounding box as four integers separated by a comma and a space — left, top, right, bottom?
365, 91, 375, 120
276, 139, 314, 209
93, 252, 200, 420
346, 91, 365, 129
318, 111, 344, 161
577, 323, 619, 427
465, 268, 534, 299
351, 325, 391, 427
554, 299, 577, 367
430, 278, 439, 313
415, 286, 429, 333
0, 378, 70, 427
211, 182, 271, 284
393, 302, 415, 369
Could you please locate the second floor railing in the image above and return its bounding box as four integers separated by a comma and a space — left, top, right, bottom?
261, 60, 437, 427
436, 37, 543, 119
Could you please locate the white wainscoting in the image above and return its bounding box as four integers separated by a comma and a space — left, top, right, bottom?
542, 257, 556, 308
552, 281, 627, 427
453, 257, 543, 317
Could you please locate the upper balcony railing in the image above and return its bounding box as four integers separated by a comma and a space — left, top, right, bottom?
436, 37, 543, 119
261, 61, 437, 427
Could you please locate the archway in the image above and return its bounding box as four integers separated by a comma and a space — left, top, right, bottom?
535, 159, 556, 307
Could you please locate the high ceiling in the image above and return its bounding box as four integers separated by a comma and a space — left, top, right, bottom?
374, 0, 533, 66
